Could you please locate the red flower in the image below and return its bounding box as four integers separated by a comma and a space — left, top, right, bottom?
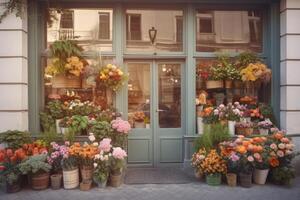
0, 165, 6, 171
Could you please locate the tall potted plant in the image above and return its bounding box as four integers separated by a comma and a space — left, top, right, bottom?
46, 100, 65, 134
110, 147, 127, 187
18, 154, 52, 190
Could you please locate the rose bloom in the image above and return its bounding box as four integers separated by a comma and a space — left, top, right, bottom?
270, 143, 278, 150
253, 153, 261, 160
247, 156, 254, 162
280, 137, 290, 143
278, 143, 285, 150
277, 150, 284, 157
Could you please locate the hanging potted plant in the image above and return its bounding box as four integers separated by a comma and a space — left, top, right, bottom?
200, 149, 227, 186
257, 120, 273, 135
191, 148, 207, 180
252, 137, 270, 185
18, 154, 52, 190
226, 102, 242, 136
61, 142, 79, 189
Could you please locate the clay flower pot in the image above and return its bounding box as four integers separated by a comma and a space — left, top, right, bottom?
226, 173, 237, 187
80, 165, 93, 181
31, 172, 50, 190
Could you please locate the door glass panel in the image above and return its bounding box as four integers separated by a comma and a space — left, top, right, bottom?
196, 10, 263, 53
158, 63, 181, 128
125, 9, 183, 53
128, 63, 151, 129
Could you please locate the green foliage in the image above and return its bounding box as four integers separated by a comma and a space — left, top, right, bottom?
271, 166, 295, 186
89, 121, 113, 141
61, 155, 77, 171
93, 162, 109, 183
68, 115, 89, 134
235, 51, 261, 68
259, 103, 274, 119
194, 123, 230, 152
18, 154, 52, 175
46, 100, 65, 119
0, 130, 32, 150
40, 111, 55, 132
0, 162, 21, 185
50, 40, 82, 60
63, 130, 76, 144
41, 128, 60, 148
0, 0, 23, 23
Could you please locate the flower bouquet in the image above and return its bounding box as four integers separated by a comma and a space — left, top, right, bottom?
191, 148, 207, 179
111, 117, 131, 148
99, 64, 127, 91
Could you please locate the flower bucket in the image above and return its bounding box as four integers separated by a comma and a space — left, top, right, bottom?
109, 173, 122, 187
80, 166, 93, 181
52, 74, 81, 89
225, 80, 233, 89
31, 172, 50, 190
56, 119, 62, 134
239, 173, 252, 188
226, 173, 237, 187
205, 173, 221, 186
206, 80, 224, 89
6, 176, 22, 193
63, 168, 79, 189
236, 127, 253, 136
197, 117, 204, 134
80, 180, 92, 191
228, 121, 236, 136
253, 169, 269, 185
50, 174, 62, 190
134, 121, 145, 128
259, 128, 269, 135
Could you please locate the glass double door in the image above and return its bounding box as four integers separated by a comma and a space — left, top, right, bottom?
127, 61, 184, 166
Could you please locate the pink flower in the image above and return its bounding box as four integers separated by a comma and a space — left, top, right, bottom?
277, 150, 284, 157
112, 147, 127, 160
253, 153, 261, 160
247, 156, 254, 162
111, 117, 131, 134
270, 143, 277, 150
65, 141, 70, 146
99, 138, 112, 152
230, 153, 240, 162
280, 137, 290, 143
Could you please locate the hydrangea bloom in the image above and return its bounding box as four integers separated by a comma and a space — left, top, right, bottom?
99, 138, 112, 153
112, 147, 127, 160
111, 117, 131, 134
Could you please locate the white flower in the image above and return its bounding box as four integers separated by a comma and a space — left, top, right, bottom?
278, 143, 285, 150
94, 154, 100, 160
93, 163, 98, 168
108, 153, 112, 156
104, 155, 109, 161
88, 135, 96, 142
93, 142, 99, 147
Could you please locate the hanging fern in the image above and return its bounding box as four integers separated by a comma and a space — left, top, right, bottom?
0, 0, 24, 23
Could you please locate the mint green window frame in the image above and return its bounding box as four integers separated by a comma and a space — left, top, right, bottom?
28, 0, 280, 137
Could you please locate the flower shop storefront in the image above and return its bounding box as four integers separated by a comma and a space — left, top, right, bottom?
27, 0, 280, 167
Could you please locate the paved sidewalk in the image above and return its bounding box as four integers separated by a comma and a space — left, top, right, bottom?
1, 177, 299, 200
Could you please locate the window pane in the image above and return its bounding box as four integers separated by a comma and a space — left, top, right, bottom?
47, 8, 113, 52
127, 63, 151, 129
126, 9, 183, 53
196, 10, 263, 53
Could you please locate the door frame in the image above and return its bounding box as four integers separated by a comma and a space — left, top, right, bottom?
125, 59, 186, 167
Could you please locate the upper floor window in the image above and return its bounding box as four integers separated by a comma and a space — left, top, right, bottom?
125, 9, 183, 53
196, 10, 263, 53
47, 8, 113, 52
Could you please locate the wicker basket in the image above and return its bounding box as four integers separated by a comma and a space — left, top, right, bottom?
63, 168, 79, 189
31, 172, 49, 190
52, 74, 81, 88
80, 166, 93, 181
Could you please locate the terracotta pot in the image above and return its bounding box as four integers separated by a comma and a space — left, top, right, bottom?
253, 168, 269, 185
63, 168, 79, 189
226, 173, 237, 187
50, 174, 62, 190
206, 80, 224, 89
225, 80, 233, 88
205, 173, 221, 186
80, 180, 92, 191
109, 173, 122, 187
239, 173, 252, 188
80, 165, 93, 181
31, 172, 50, 190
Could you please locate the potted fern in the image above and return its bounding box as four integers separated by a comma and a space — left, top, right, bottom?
18, 154, 52, 190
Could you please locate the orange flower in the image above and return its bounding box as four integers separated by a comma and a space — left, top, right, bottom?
274, 132, 284, 140
269, 157, 279, 167
236, 145, 247, 154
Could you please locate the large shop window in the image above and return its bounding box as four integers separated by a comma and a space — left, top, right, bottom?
196, 10, 263, 53
125, 9, 183, 53
47, 8, 113, 51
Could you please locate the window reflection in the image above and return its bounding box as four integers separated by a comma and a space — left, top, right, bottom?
47, 9, 113, 51
196, 10, 263, 53
126, 9, 183, 52
127, 63, 151, 129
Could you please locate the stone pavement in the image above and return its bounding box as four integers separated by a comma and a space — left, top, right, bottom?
0, 177, 299, 200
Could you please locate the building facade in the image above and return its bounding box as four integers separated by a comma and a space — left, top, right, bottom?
0, 0, 299, 168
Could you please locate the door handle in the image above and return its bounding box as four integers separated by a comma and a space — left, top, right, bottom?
156, 109, 165, 112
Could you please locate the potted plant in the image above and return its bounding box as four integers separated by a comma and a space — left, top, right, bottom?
235, 121, 254, 136
111, 117, 131, 148
133, 111, 146, 128
205, 65, 225, 89
191, 148, 206, 179
93, 143, 111, 188
18, 154, 52, 190
200, 149, 227, 186
252, 137, 270, 185
110, 146, 127, 187
45, 100, 65, 134
0, 130, 32, 150
257, 120, 273, 135
47, 142, 68, 190
68, 115, 89, 135
226, 102, 242, 136
61, 142, 79, 189
59, 117, 70, 135
89, 120, 113, 141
